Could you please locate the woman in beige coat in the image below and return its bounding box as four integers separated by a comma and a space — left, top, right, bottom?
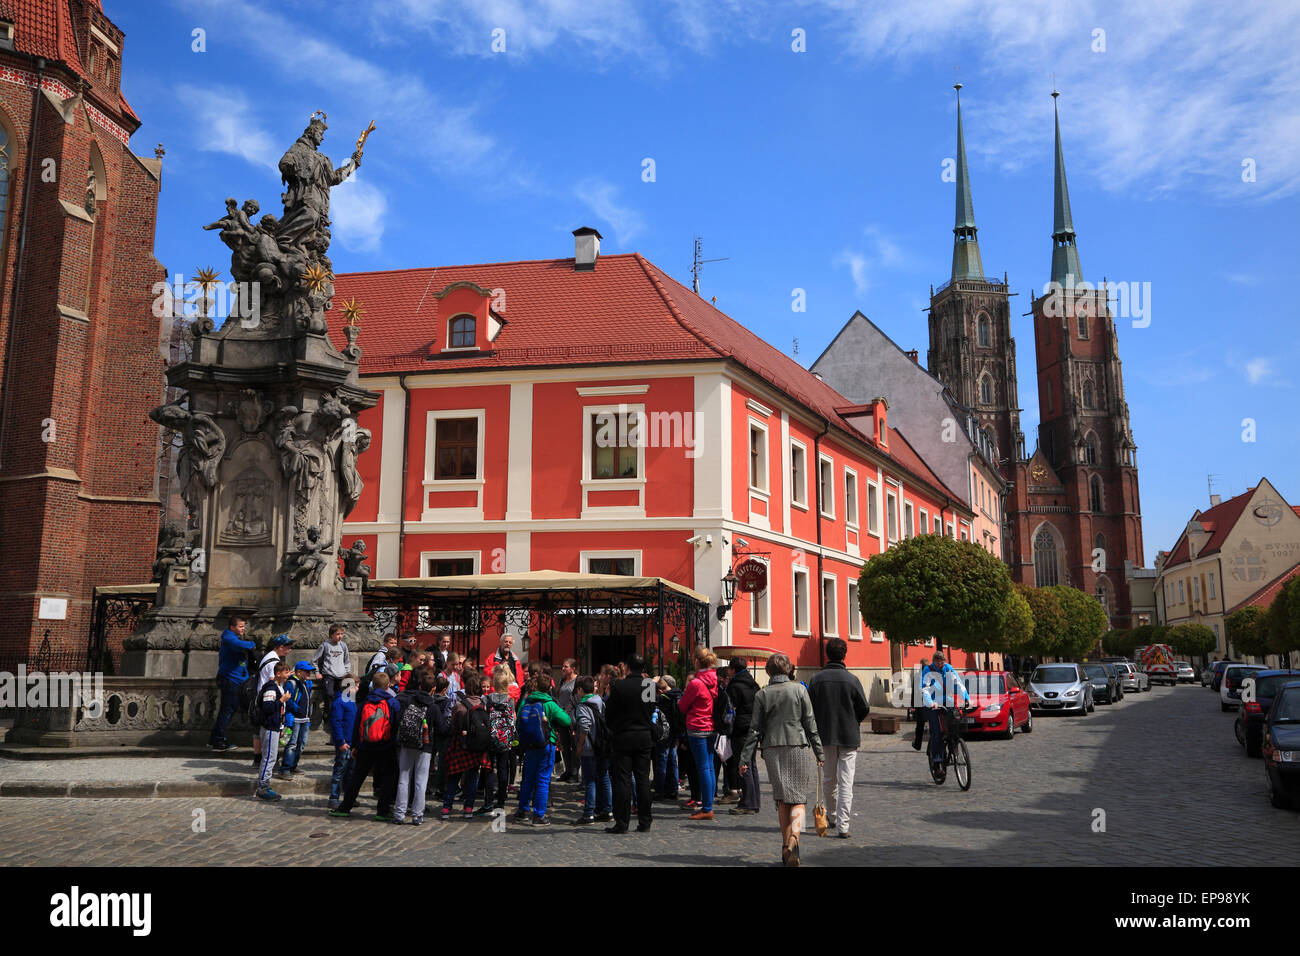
738, 653, 824, 866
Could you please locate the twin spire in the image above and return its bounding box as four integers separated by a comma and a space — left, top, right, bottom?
947, 84, 1083, 286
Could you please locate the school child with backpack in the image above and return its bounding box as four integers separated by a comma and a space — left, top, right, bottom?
329, 671, 402, 820
652, 675, 682, 801
327, 674, 358, 810
441, 671, 493, 821
482, 665, 517, 813
257, 661, 293, 801
393, 669, 445, 825
278, 661, 317, 778
513, 664, 573, 827
570, 675, 612, 825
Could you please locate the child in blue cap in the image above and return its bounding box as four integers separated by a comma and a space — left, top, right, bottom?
278, 660, 317, 778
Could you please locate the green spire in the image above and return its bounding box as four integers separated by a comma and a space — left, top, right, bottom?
1050, 90, 1083, 285
951, 83, 984, 281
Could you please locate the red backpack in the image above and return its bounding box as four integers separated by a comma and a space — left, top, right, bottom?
360, 698, 393, 744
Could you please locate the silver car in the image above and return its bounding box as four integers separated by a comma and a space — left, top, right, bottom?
1028, 663, 1095, 716
1113, 661, 1150, 693
1175, 661, 1197, 684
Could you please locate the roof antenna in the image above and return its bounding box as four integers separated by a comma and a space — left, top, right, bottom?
691, 236, 728, 295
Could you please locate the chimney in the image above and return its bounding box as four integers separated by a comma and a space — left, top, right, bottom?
573, 226, 602, 271
905, 349, 919, 364
1210, 493, 1221, 507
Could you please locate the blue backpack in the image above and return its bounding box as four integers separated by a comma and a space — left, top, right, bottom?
517, 699, 552, 750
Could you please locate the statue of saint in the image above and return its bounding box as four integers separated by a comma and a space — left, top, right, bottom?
277, 113, 363, 263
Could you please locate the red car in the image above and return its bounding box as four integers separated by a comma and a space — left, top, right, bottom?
961, 670, 1033, 738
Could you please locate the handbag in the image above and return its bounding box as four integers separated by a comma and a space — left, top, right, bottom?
715, 733, 732, 762
813, 770, 829, 837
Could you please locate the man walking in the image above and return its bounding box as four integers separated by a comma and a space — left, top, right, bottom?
208, 615, 254, 751
807, 638, 869, 839
313, 623, 351, 718
724, 658, 761, 815
604, 653, 654, 834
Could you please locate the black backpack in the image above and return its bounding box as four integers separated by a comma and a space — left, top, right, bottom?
240, 673, 261, 722
650, 705, 671, 746
396, 698, 430, 749
712, 685, 735, 735
582, 699, 612, 759
464, 702, 493, 753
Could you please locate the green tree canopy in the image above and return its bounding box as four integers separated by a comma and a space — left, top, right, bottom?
1225, 606, 1268, 659
1101, 629, 1130, 656
1125, 624, 1167, 657
1265, 576, 1300, 667
858, 535, 1016, 655
1046, 586, 1108, 659
1166, 622, 1216, 658
1014, 583, 1066, 658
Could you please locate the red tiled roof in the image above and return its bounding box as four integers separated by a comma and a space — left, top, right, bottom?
1228, 562, 1300, 614
330, 251, 969, 509
1164, 488, 1255, 568
0, 0, 88, 78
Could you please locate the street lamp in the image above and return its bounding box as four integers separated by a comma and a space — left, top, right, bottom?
717, 570, 739, 621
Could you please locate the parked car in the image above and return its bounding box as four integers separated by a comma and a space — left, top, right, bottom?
1210, 660, 1240, 692
1235, 670, 1300, 757
1027, 664, 1094, 716
1175, 661, 1197, 684
961, 670, 1033, 738
1112, 661, 1149, 693
1081, 662, 1121, 704
1262, 681, 1300, 809
1201, 665, 1215, 687
1221, 664, 1269, 711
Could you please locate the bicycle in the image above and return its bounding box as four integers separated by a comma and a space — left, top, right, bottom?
926, 704, 975, 791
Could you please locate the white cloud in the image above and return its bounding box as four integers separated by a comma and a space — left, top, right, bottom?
834, 250, 870, 295
573, 178, 644, 244
835, 225, 909, 297
175, 84, 277, 171
1243, 357, 1274, 385
331, 174, 388, 253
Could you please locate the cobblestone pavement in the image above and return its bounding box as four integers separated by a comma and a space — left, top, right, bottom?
0, 685, 1295, 866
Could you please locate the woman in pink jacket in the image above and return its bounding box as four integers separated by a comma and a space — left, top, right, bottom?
678, 647, 718, 820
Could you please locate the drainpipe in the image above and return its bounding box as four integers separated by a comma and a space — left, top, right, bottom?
397, 373, 411, 579
813, 417, 830, 668
0, 56, 46, 470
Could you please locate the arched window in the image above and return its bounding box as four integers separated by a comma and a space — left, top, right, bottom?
1094, 532, 1106, 555
1082, 380, 1094, 409
1034, 525, 1060, 587
1096, 576, 1111, 620
0, 115, 13, 275
1090, 475, 1103, 512
449, 314, 476, 348
979, 374, 993, 405
84, 141, 107, 311
1084, 432, 1098, 465
1077, 314, 1088, 339
977, 314, 990, 347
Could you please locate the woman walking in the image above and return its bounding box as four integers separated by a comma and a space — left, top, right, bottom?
678, 648, 719, 820
738, 653, 824, 866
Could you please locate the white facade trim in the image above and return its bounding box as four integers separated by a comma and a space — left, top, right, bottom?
580, 549, 643, 575
577, 384, 650, 396
505, 383, 533, 521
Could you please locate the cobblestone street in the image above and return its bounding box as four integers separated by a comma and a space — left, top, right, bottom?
1, 684, 1295, 866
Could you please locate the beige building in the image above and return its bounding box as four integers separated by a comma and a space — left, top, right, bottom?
1156, 479, 1300, 658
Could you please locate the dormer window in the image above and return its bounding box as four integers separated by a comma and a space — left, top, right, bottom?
449, 314, 476, 349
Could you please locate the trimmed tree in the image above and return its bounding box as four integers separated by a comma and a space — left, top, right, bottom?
1101, 629, 1130, 656
1225, 606, 1269, 661
858, 534, 1018, 666
1166, 622, 1216, 660
1047, 586, 1109, 659
1014, 583, 1067, 660
1265, 576, 1300, 669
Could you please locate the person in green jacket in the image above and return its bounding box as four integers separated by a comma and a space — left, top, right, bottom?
512, 663, 572, 826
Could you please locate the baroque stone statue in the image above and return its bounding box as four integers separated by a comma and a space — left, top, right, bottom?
150, 400, 227, 529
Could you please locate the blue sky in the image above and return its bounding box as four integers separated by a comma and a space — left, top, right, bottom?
113, 0, 1299, 566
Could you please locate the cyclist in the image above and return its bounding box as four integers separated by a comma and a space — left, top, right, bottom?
919, 652, 970, 773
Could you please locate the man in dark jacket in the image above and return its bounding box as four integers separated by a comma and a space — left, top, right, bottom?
208, 615, 255, 751
724, 659, 762, 815
603, 653, 655, 834
807, 638, 869, 838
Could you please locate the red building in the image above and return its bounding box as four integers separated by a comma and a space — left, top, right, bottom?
334, 231, 978, 686
0, 1, 163, 666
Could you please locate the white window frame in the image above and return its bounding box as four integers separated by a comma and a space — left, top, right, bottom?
1193, 575, 1200, 603
886, 490, 899, 543
960, 523, 969, 541
821, 573, 838, 637
844, 466, 859, 528
422, 408, 486, 522
421, 550, 482, 576
581, 402, 647, 519
580, 550, 642, 577
749, 557, 772, 634
442, 312, 480, 352
789, 439, 808, 510
847, 579, 861, 640
919, 507, 929, 534
1208, 572, 1217, 601
903, 501, 914, 539
933, 515, 943, 535
748, 419, 770, 495
866, 480, 881, 537
792, 565, 811, 636
946, 521, 955, 538
1178, 580, 1185, 604
818, 454, 835, 519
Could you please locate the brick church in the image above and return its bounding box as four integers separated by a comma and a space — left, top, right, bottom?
927, 86, 1144, 626
0, 0, 163, 666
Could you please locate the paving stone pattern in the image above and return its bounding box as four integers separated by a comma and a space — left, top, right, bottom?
0, 685, 1295, 866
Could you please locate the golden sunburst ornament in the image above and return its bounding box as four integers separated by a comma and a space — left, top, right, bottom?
194, 266, 221, 291
341, 298, 365, 326
302, 264, 333, 293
